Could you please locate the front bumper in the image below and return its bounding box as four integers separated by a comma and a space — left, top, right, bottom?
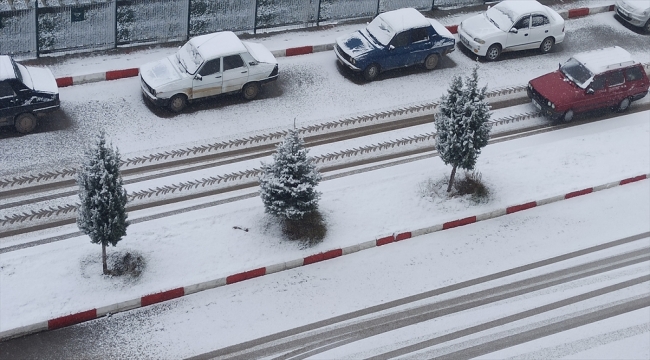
615, 5, 649, 27
140, 78, 168, 107
527, 87, 563, 119
334, 45, 361, 71
457, 29, 487, 56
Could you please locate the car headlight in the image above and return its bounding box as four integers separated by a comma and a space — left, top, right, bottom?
547, 101, 555, 109
350, 58, 355, 65
151, 88, 156, 96
474, 37, 485, 44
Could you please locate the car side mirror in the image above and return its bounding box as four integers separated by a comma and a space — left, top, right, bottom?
509, 28, 518, 34
586, 88, 594, 94
194, 74, 202, 81
249, 61, 258, 66
389, 45, 395, 51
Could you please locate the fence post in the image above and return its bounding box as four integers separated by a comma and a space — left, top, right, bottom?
316, 0, 322, 27
376, 0, 381, 16
253, 0, 259, 34
114, 0, 118, 48
431, 0, 435, 10
34, 0, 39, 58
186, 0, 191, 39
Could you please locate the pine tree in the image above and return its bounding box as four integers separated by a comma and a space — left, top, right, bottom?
77, 131, 129, 275
435, 66, 492, 192
259, 129, 322, 221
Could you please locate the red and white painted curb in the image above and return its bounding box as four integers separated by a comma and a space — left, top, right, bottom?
1, 172, 646, 341
53, 4, 614, 88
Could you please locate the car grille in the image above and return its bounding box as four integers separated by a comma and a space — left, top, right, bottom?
141, 76, 154, 95
616, 8, 632, 21
527, 85, 549, 107
336, 45, 353, 64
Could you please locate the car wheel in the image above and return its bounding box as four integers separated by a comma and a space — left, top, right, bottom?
562, 109, 574, 123
617, 97, 631, 112
14, 113, 37, 134
168, 94, 187, 113
424, 54, 439, 70
644, 20, 650, 34
242, 82, 260, 100
485, 44, 501, 61
363, 63, 380, 81
540, 37, 554, 54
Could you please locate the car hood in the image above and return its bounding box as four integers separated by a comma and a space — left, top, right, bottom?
619, 0, 650, 12
336, 29, 378, 57
530, 71, 583, 104
460, 14, 502, 39
243, 42, 277, 64
25, 66, 58, 94
139, 55, 184, 89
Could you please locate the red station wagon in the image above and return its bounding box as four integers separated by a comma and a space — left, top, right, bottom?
528, 46, 649, 122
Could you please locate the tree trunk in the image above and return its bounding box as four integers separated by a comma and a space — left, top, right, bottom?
447, 165, 457, 193
102, 242, 108, 275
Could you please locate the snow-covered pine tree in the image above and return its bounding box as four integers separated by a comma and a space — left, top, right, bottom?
259, 128, 322, 222
77, 131, 129, 275
435, 66, 492, 192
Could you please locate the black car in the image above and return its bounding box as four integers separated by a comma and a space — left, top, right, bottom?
0, 55, 60, 134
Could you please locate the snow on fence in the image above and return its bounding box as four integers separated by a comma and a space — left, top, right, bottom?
0, 0, 448, 59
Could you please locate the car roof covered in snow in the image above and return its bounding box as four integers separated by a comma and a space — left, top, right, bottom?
189, 31, 248, 59
378, 8, 430, 33
573, 46, 637, 75
495, 0, 552, 20
0, 55, 17, 81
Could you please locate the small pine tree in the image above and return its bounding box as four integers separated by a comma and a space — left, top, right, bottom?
259, 129, 322, 222
435, 66, 492, 192
77, 131, 129, 275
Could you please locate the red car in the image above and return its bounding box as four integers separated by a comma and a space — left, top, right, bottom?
527, 46, 649, 122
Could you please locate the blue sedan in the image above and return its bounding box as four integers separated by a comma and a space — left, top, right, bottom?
334, 8, 455, 81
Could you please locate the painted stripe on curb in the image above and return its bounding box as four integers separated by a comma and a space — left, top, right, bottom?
620, 175, 647, 185
395, 232, 411, 241
506, 201, 537, 214
476, 208, 507, 222
56, 77, 73, 87
304, 249, 343, 265
141, 287, 184, 307
443, 216, 477, 230
446, 25, 458, 34
72, 72, 105, 85
183, 278, 226, 296
226, 267, 266, 284
565, 187, 593, 199
48, 309, 97, 330
0, 321, 48, 340
377, 235, 395, 246
568, 8, 590, 18
286, 46, 313, 56
106, 68, 139, 81
411, 224, 443, 237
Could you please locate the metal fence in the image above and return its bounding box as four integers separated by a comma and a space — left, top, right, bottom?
0, 0, 480, 59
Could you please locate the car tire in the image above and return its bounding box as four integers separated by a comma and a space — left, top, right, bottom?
168, 94, 187, 113
14, 113, 37, 134
644, 20, 650, 34
562, 109, 574, 123
540, 37, 554, 54
485, 44, 501, 61
242, 82, 260, 100
363, 63, 380, 81
617, 97, 631, 112
424, 54, 439, 70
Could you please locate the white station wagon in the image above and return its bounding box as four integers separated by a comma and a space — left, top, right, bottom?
140, 31, 278, 112
457, 0, 565, 61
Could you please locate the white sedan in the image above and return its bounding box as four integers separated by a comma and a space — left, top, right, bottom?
457, 0, 565, 61
139, 31, 278, 112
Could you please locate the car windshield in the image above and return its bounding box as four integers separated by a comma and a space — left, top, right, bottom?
366, 16, 394, 46
176, 41, 203, 75
10, 58, 23, 83
15, 63, 33, 89
486, 4, 514, 31
561, 58, 593, 88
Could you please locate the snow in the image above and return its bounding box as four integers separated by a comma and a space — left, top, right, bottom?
573, 46, 637, 76
618, 0, 650, 12
0, 55, 15, 81
243, 41, 277, 64
377, 7, 431, 34
190, 31, 248, 60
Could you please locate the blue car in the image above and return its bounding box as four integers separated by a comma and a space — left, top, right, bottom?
334, 8, 455, 81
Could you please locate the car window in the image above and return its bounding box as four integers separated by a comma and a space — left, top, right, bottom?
608, 70, 625, 87
198, 58, 221, 76
411, 28, 429, 43
514, 15, 530, 30
625, 66, 644, 82
590, 75, 606, 91
531, 15, 549, 27
0, 82, 15, 98
223, 55, 244, 71
390, 31, 411, 48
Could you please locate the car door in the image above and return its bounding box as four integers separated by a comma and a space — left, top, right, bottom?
576, 74, 607, 112
0, 81, 20, 114
624, 65, 647, 97
506, 15, 532, 51
222, 54, 249, 93
383, 31, 412, 70
406, 27, 431, 66
192, 58, 223, 99
604, 70, 627, 107
528, 14, 551, 49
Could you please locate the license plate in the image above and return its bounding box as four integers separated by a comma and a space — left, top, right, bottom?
532, 99, 542, 110
460, 35, 469, 46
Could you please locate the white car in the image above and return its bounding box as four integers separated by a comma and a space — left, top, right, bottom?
140, 31, 278, 112
615, 0, 650, 33
457, 0, 565, 61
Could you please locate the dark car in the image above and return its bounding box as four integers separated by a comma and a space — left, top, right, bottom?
527, 46, 649, 122
0, 55, 60, 133
334, 8, 455, 81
